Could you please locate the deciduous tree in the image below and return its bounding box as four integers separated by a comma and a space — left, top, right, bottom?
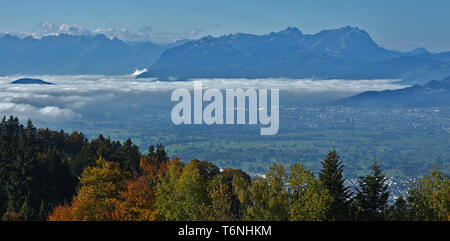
289, 163, 332, 221
408, 167, 449, 221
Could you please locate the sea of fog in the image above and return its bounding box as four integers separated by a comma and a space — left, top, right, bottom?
0, 75, 408, 125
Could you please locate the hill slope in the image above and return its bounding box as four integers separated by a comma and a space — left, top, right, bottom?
335, 77, 450, 107
10, 78, 53, 85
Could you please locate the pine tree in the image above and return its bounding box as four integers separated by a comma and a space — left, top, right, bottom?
147, 144, 169, 164
121, 138, 140, 173
38, 200, 47, 221
19, 198, 32, 221
319, 149, 351, 220
354, 159, 389, 221
387, 196, 410, 221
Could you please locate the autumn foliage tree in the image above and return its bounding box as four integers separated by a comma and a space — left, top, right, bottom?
113, 151, 174, 221
49, 147, 175, 221
49, 158, 129, 221
408, 167, 450, 221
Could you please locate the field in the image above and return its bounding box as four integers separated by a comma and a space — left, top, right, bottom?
48, 101, 450, 178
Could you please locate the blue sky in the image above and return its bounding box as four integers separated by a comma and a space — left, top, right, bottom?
1, 0, 449, 51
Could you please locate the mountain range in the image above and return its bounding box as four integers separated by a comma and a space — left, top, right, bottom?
1, 26, 450, 84
0, 34, 178, 75
137, 26, 450, 83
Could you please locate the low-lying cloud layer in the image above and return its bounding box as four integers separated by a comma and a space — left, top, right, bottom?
0, 75, 408, 124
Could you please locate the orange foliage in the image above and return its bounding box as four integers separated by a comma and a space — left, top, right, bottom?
112, 177, 157, 221
49, 156, 180, 221
139, 155, 177, 185
1, 211, 21, 221
48, 205, 74, 221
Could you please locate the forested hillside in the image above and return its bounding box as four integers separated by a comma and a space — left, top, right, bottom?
0, 116, 448, 221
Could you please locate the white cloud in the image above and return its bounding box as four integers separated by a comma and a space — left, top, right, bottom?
0, 74, 409, 124
58, 24, 90, 35
22, 21, 201, 43
93, 27, 150, 41
39, 106, 79, 119
0, 102, 79, 121
40, 21, 56, 33
35, 22, 90, 36
2, 21, 203, 43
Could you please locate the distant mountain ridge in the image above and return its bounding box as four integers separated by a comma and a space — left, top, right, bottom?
0, 34, 176, 75
335, 76, 450, 107
137, 26, 450, 83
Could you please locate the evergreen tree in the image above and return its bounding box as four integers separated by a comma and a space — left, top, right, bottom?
37, 200, 47, 221
147, 144, 169, 164
19, 198, 32, 221
387, 196, 410, 221
319, 149, 351, 220
354, 159, 389, 221
120, 138, 141, 173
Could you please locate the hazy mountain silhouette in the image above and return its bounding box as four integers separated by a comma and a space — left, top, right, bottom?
335, 76, 450, 107
10, 78, 53, 85
0, 34, 174, 75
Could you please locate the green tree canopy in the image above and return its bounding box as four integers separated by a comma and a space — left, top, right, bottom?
408, 167, 449, 221
319, 149, 351, 220
288, 163, 332, 221
354, 159, 389, 221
